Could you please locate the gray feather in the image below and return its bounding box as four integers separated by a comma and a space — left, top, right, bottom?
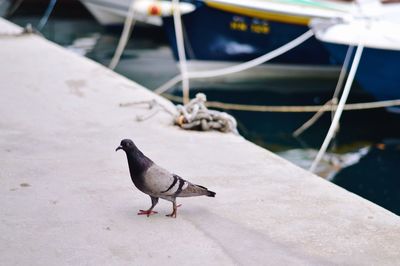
117, 138, 216, 206
142, 164, 213, 200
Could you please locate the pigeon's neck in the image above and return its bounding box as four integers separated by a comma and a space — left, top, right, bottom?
126, 149, 153, 178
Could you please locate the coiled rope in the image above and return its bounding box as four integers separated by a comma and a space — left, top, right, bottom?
174, 93, 238, 133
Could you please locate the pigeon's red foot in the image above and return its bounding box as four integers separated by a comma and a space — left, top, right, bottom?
137, 210, 158, 217
166, 204, 182, 218
166, 213, 176, 218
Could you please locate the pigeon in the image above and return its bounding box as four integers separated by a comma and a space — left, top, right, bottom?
116, 139, 216, 218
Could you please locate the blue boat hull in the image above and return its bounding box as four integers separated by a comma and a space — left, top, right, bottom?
162, 1, 334, 65
323, 42, 400, 102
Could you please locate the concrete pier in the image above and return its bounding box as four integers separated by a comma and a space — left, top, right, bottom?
1, 18, 399, 265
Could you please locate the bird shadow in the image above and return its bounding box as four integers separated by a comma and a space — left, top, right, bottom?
119, 201, 331, 265
182, 206, 332, 265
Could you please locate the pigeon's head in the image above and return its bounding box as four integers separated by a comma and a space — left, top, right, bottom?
116, 139, 136, 152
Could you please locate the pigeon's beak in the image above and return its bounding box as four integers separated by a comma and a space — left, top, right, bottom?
116, 146, 123, 152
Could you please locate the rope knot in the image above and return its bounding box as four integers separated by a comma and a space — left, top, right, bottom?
174, 93, 238, 134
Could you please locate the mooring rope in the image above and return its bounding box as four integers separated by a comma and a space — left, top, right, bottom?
4, 0, 23, 17
154, 30, 315, 94
331, 45, 355, 117
36, 0, 57, 31
292, 45, 355, 137
161, 93, 400, 112
109, 0, 136, 70
172, 0, 190, 104
310, 43, 364, 173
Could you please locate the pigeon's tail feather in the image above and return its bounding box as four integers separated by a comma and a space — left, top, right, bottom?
207, 190, 216, 197
196, 185, 216, 197
178, 183, 216, 198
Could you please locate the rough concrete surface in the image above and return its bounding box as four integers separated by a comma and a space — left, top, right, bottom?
0, 19, 399, 265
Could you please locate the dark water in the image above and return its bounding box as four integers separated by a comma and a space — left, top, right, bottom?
8, 4, 400, 215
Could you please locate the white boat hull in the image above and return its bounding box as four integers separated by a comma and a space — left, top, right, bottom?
80, 0, 162, 26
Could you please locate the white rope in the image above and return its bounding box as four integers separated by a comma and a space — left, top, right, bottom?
293, 45, 355, 137
331, 45, 354, 119
155, 30, 315, 94
109, 0, 136, 70
292, 99, 332, 137
172, 0, 190, 104
310, 43, 364, 173
37, 0, 57, 31
160, 93, 400, 112
4, 0, 23, 17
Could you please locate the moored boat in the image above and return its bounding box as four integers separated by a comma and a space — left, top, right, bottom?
160, 0, 357, 80
311, 13, 400, 112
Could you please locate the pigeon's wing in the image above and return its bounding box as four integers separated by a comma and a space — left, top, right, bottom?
143, 164, 189, 197
144, 164, 212, 198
